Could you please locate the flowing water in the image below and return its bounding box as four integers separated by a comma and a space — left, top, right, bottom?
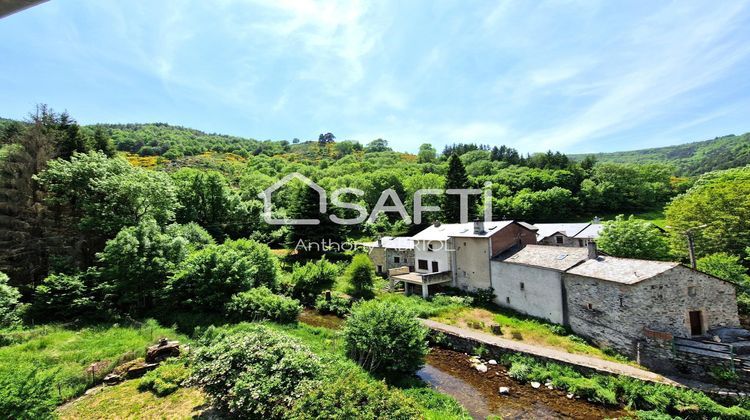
418, 348, 630, 419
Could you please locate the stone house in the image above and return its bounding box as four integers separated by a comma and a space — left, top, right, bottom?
361, 236, 414, 275
492, 243, 740, 357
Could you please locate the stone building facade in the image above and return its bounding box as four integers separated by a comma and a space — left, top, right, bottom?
362, 237, 414, 275
565, 263, 740, 357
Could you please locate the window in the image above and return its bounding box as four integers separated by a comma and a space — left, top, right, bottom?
377, 265, 383, 273
431, 261, 439, 272
394, 256, 400, 264
520, 282, 525, 291
506, 297, 511, 304
427, 243, 434, 252
619, 296, 624, 307
688, 286, 696, 297
578, 239, 584, 247
587, 303, 593, 310
555, 236, 564, 244
418, 260, 428, 270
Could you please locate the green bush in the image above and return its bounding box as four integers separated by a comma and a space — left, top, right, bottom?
472, 287, 495, 306
166, 239, 278, 310
314, 291, 352, 317
30, 272, 97, 322
343, 300, 428, 377
225, 287, 301, 324
288, 375, 422, 419
344, 254, 376, 299
191, 325, 322, 418
290, 258, 338, 305
0, 366, 58, 419
0, 271, 23, 327
138, 359, 190, 397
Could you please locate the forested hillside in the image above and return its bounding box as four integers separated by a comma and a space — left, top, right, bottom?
571, 133, 750, 176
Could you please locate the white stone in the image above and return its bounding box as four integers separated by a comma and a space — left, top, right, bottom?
475, 364, 488, 373
499, 386, 510, 395
567, 393, 574, 399
488, 359, 497, 365
531, 381, 541, 389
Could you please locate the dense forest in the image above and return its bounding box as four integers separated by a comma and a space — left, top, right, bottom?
570, 133, 750, 176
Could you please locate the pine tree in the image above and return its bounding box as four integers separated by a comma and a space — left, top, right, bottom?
444, 153, 474, 223
93, 126, 117, 157
286, 183, 341, 255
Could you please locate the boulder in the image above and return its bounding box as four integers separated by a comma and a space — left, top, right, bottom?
531, 381, 541, 389
499, 386, 510, 395
488, 359, 497, 365
146, 338, 181, 363
103, 373, 122, 386
475, 364, 488, 373
124, 362, 159, 379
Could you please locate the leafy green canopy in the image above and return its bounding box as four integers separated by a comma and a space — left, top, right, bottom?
597, 215, 671, 260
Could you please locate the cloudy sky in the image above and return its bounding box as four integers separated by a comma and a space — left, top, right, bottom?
1, 1, 749, 153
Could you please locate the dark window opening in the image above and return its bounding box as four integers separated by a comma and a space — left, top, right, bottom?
555, 236, 564, 244
394, 256, 400, 264
506, 297, 511, 304
417, 260, 428, 270
377, 265, 383, 273
578, 239, 584, 247
587, 303, 593, 310
431, 261, 439, 272
520, 282, 525, 291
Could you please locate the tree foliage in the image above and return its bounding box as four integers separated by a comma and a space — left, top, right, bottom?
290, 258, 338, 305
597, 215, 671, 260
345, 254, 376, 299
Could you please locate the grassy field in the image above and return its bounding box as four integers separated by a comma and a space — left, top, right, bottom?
57, 381, 207, 419
378, 293, 633, 364
0, 320, 187, 403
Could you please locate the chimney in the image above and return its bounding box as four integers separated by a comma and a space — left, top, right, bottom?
592, 216, 601, 224
587, 240, 598, 260
473, 218, 484, 235
433, 220, 441, 227
377, 238, 383, 247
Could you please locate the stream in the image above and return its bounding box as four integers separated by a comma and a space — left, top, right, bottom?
297, 310, 629, 419
418, 348, 630, 419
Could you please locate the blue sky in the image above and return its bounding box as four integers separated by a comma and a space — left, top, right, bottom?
1, 1, 749, 154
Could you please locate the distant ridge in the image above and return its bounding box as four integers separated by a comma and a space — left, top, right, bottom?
571, 133, 750, 176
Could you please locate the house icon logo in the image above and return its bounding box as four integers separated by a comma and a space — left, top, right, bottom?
258, 172, 327, 225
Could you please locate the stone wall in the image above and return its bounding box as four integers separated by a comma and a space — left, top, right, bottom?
565, 265, 740, 358
491, 261, 566, 324
370, 247, 415, 275
538, 235, 585, 248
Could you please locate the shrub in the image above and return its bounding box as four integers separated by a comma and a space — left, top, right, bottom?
314, 292, 352, 317
0, 366, 58, 419
225, 287, 301, 324
166, 239, 278, 310
138, 359, 191, 397
164, 222, 215, 250
288, 375, 422, 419
30, 272, 96, 322
290, 258, 338, 305
345, 254, 376, 299
0, 272, 22, 327
473, 287, 496, 306
191, 325, 322, 418
343, 300, 428, 377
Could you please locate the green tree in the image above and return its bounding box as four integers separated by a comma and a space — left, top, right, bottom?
345, 254, 376, 299
597, 215, 671, 260
443, 153, 473, 223
166, 239, 278, 310
92, 126, 116, 157
343, 300, 428, 377
365, 138, 391, 153
30, 272, 96, 322
285, 181, 342, 254
696, 253, 750, 285
290, 258, 338, 305
97, 219, 198, 310
172, 169, 233, 237
0, 271, 22, 327
665, 166, 750, 261
417, 143, 436, 163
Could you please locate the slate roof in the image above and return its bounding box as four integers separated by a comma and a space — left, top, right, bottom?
534, 223, 590, 241
573, 224, 604, 239
361, 236, 414, 250
412, 221, 517, 241
499, 245, 588, 271
567, 257, 679, 284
